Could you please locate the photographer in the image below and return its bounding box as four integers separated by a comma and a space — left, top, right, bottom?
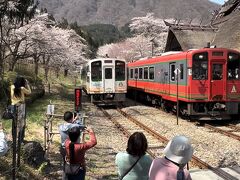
64, 126, 97, 180
59, 111, 85, 161
10, 76, 31, 142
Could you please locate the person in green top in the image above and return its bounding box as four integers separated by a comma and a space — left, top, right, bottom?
115, 132, 153, 180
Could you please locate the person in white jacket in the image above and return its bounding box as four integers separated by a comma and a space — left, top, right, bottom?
0, 122, 8, 156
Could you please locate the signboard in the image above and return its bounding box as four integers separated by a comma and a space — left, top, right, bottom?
46, 105, 55, 115
174, 68, 181, 75
75, 88, 82, 112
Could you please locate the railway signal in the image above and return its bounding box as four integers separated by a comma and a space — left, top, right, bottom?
75, 88, 82, 112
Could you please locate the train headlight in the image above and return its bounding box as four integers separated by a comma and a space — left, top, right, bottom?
106, 93, 114, 99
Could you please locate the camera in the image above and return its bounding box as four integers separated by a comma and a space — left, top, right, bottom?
73, 112, 86, 130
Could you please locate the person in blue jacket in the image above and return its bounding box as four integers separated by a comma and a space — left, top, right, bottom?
59, 111, 85, 160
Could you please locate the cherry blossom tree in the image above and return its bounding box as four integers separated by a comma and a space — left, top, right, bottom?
0, 0, 37, 79
15, 12, 90, 79
98, 35, 152, 61
129, 13, 170, 55
97, 13, 171, 62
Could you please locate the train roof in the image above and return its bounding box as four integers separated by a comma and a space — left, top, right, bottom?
128, 48, 240, 67
89, 58, 126, 62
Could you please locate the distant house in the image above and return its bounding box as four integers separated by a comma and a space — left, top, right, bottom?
164, 0, 240, 52
164, 21, 217, 51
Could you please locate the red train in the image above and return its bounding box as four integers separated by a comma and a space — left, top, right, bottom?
127, 48, 240, 120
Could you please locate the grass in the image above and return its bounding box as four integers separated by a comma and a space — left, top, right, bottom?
0, 75, 77, 179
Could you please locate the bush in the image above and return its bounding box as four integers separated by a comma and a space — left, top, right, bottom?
0, 79, 11, 105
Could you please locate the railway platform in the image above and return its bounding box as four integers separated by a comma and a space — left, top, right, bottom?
190, 166, 240, 180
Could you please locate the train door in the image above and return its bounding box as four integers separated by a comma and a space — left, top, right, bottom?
210, 62, 226, 100
104, 67, 115, 92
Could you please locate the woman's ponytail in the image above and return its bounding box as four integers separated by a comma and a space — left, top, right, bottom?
68, 126, 81, 163
69, 142, 75, 163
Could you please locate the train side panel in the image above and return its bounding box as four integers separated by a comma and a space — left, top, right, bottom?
128, 48, 240, 119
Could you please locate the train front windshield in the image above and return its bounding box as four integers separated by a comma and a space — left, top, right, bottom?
115, 60, 125, 81
192, 52, 208, 80
91, 61, 102, 81
227, 52, 240, 80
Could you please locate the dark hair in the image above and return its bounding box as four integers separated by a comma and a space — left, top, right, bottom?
126, 132, 148, 156
64, 111, 73, 122
68, 126, 80, 163
14, 77, 26, 98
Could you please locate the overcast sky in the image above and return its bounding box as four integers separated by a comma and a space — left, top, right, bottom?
209, 0, 225, 4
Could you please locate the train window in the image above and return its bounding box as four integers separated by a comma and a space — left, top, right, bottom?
180, 64, 184, 79
144, 67, 148, 79
115, 61, 125, 81
135, 68, 138, 79
139, 68, 143, 79
130, 69, 133, 78
227, 52, 240, 80
105, 68, 112, 79
192, 52, 208, 80
212, 64, 223, 80
91, 61, 102, 81
170, 64, 175, 81
149, 67, 154, 80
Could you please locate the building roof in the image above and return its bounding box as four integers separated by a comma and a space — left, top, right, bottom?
165, 27, 216, 51
212, 11, 240, 51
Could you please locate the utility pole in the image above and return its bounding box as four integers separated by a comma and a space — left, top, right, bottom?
135, 73, 138, 105
174, 68, 181, 125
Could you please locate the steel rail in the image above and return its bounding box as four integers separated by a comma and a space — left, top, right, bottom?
100, 107, 156, 158
204, 123, 240, 141
116, 108, 238, 180
227, 124, 240, 132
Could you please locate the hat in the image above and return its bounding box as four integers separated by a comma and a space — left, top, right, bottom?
163, 135, 193, 165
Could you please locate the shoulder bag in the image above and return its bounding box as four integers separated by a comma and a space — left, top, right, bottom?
2, 105, 14, 120
119, 156, 142, 180
64, 161, 83, 175
1, 87, 13, 120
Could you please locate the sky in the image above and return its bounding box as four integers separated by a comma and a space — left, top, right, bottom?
209, 0, 225, 5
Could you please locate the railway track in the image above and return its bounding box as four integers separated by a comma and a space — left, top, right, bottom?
227, 124, 240, 132
154, 104, 240, 142
100, 106, 238, 180
204, 123, 240, 141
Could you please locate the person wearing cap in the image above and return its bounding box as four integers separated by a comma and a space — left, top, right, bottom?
149, 135, 193, 180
